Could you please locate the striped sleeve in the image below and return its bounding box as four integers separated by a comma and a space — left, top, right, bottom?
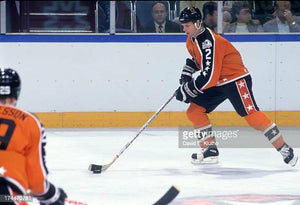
193, 29, 219, 91
25, 113, 49, 194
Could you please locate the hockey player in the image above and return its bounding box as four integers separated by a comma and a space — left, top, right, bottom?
175, 7, 298, 166
0, 68, 67, 204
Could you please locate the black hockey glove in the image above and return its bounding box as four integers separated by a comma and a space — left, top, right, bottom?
179, 58, 199, 85
35, 183, 67, 205
175, 81, 202, 103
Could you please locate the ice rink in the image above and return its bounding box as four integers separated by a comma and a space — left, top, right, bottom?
40, 127, 299, 205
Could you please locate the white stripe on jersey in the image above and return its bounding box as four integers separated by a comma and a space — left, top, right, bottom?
201, 28, 215, 90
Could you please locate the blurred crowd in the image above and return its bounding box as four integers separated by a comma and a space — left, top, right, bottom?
3, 1, 300, 33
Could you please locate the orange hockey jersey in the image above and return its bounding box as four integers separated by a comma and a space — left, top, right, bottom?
0, 105, 48, 195
186, 27, 249, 91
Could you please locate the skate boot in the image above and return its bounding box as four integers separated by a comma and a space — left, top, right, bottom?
191, 144, 219, 164
278, 143, 298, 167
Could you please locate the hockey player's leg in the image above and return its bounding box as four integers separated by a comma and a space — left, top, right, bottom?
244, 111, 298, 167
228, 76, 297, 167
187, 103, 219, 164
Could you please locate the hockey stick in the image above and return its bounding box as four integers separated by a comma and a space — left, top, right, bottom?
153, 185, 180, 205
89, 92, 176, 174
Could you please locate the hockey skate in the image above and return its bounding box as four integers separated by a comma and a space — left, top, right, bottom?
191, 144, 219, 164
278, 144, 298, 167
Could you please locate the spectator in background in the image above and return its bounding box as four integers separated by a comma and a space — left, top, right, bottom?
142, 2, 180, 33
180, 1, 216, 14
179, 1, 231, 33
202, 1, 218, 32
224, 1, 263, 33
178, 1, 214, 29
251, 1, 274, 25
222, 5, 232, 29
263, 1, 300, 33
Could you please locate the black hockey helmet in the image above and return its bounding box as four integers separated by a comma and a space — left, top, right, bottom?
179, 7, 202, 23
0, 68, 21, 100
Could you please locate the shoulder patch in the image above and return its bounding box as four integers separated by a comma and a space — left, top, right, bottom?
202, 39, 212, 49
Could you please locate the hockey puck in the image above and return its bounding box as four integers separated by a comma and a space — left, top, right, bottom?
89, 164, 102, 174
93, 170, 102, 174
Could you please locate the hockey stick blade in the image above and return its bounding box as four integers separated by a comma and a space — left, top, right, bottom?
88, 155, 118, 174
153, 185, 180, 205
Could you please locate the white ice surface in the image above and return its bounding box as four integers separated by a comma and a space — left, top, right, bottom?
31, 127, 300, 205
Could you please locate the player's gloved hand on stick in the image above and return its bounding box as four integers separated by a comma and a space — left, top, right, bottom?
179, 58, 199, 85
175, 81, 202, 103
36, 183, 67, 205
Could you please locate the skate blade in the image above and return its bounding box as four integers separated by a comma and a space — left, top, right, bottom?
191, 156, 219, 165
288, 155, 298, 167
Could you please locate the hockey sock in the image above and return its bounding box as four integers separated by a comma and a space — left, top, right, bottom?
186, 103, 215, 148
194, 125, 216, 148
244, 111, 285, 149
263, 123, 285, 150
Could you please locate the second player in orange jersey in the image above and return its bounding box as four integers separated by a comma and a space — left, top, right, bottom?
0, 68, 67, 205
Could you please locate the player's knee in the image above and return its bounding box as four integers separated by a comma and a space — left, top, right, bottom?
186, 103, 210, 127
244, 111, 273, 131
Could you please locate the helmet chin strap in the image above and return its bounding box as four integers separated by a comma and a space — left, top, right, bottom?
194, 22, 200, 30
192, 21, 203, 38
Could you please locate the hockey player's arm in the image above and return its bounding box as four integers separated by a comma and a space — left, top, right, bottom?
175, 80, 203, 103
26, 118, 67, 204
175, 64, 219, 103
193, 40, 218, 91
34, 182, 67, 205
179, 58, 200, 84
176, 36, 217, 103
26, 119, 49, 193
194, 32, 222, 91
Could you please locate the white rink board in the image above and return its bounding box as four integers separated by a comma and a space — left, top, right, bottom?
0, 41, 299, 112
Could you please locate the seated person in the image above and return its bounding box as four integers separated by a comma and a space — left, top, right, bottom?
263, 1, 300, 33
202, 1, 218, 32
224, 1, 263, 33
251, 1, 274, 25
141, 2, 181, 33
222, 5, 232, 28
180, 1, 216, 14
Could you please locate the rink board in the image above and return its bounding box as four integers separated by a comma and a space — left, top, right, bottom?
1, 34, 300, 128
35, 110, 300, 128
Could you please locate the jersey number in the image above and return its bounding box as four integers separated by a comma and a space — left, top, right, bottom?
0, 118, 16, 150
205, 49, 212, 60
